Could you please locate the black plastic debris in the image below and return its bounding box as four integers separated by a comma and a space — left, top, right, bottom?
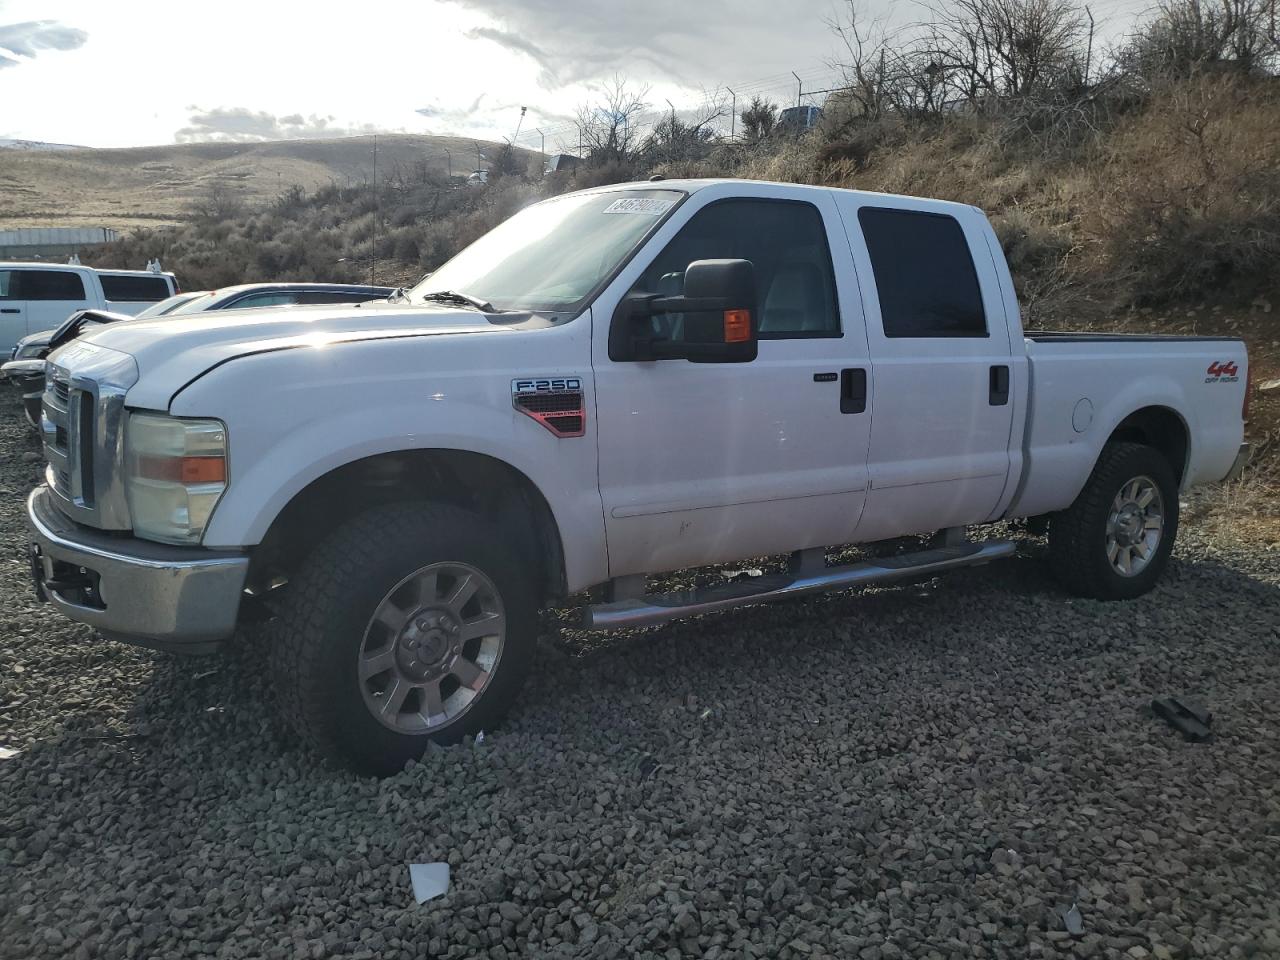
1056, 903, 1084, 936
1151, 696, 1213, 742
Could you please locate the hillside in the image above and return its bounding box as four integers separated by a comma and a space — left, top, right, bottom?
0, 134, 517, 232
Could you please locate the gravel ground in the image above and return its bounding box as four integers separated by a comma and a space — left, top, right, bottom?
1, 400, 1279, 960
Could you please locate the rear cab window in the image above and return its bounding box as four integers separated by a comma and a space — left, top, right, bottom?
857, 207, 987, 338
100, 274, 172, 302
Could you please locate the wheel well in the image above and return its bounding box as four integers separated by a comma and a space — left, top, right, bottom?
249, 450, 566, 604
1107, 406, 1189, 483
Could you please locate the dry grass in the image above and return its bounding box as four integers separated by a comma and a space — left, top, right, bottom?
1183, 465, 1280, 547
0, 134, 508, 231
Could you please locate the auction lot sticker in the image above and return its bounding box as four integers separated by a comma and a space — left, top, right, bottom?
603, 197, 676, 216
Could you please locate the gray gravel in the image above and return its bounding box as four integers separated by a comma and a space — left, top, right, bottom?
2, 398, 1280, 960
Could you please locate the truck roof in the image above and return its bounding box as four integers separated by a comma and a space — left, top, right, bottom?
586, 178, 980, 218
0, 261, 175, 278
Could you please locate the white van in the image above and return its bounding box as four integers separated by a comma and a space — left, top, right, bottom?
0, 263, 178, 353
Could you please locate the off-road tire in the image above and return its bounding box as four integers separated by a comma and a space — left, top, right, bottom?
268, 501, 538, 776
1049, 442, 1179, 600
23, 396, 41, 430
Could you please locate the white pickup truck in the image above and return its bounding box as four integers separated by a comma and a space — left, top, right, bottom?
26, 179, 1250, 774
0, 263, 178, 354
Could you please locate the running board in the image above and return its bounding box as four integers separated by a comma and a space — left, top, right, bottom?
583, 540, 1016, 631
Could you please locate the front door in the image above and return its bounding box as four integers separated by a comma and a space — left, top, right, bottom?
592, 184, 873, 578
831, 197, 1018, 541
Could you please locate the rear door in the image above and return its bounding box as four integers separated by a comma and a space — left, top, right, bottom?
592, 184, 873, 577
17, 269, 89, 342
0, 269, 28, 353
831, 197, 1017, 541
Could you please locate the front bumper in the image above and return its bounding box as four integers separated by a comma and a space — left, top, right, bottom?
1, 358, 45, 400
26, 485, 249, 652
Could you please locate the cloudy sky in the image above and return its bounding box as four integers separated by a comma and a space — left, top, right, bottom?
0, 0, 1150, 149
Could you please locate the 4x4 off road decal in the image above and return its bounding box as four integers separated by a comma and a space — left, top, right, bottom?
511, 377, 586, 438
1205, 361, 1240, 384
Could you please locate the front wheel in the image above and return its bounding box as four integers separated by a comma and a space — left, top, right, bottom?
269, 501, 538, 776
1048, 442, 1180, 600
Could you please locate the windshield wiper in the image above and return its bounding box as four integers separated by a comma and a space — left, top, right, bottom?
417, 290, 497, 312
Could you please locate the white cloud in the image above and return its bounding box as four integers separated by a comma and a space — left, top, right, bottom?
0, 19, 88, 68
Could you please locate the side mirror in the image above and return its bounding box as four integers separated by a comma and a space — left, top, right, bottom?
609, 259, 758, 363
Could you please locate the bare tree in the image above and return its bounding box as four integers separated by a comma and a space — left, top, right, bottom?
922, 0, 1091, 103
189, 180, 246, 224
574, 77, 650, 167
643, 97, 726, 163
1120, 0, 1280, 79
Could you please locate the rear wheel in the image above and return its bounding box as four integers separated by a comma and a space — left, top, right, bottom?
23, 395, 41, 430
1049, 442, 1179, 600
269, 501, 538, 776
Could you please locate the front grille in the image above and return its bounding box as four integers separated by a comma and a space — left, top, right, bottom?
43, 370, 98, 508
40, 346, 137, 531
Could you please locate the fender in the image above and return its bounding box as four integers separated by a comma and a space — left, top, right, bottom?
166, 327, 607, 593
1009, 370, 1197, 519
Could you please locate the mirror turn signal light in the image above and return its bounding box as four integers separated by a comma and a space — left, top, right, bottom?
723, 309, 752, 343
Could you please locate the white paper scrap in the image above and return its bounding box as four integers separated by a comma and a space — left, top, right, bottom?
409, 862, 450, 904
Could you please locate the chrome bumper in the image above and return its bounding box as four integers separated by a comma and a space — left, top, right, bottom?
1225, 442, 1250, 482
1, 358, 44, 399
26, 485, 249, 652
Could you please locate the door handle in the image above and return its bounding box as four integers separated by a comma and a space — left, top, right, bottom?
840, 368, 867, 414
0, 308, 19, 314
989, 365, 1010, 406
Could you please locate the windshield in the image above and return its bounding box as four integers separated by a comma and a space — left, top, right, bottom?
166, 291, 220, 316
408, 189, 684, 314
135, 292, 201, 319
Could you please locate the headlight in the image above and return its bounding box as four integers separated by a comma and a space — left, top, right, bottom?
15, 341, 46, 360
124, 413, 228, 544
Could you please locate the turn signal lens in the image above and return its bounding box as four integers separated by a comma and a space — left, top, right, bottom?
135, 454, 227, 484
723, 309, 751, 343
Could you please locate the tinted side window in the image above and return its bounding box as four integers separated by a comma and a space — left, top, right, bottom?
296, 291, 381, 305
858, 208, 986, 338
100, 274, 170, 301
229, 293, 299, 308
21, 270, 87, 301
629, 199, 840, 339
0, 271, 13, 299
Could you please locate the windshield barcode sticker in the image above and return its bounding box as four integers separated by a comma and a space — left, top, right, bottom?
603, 197, 675, 216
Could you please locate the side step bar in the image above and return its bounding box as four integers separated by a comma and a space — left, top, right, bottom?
583, 540, 1016, 631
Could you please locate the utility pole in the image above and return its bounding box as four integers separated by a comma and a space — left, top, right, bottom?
793, 71, 802, 107
443, 146, 452, 179
726, 88, 736, 138
537, 128, 545, 157
371, 134, 378, 288
474, 141, 483, 172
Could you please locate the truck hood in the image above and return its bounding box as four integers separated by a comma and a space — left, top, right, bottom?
58, 301, 514, 411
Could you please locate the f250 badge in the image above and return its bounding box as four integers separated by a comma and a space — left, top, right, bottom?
511, 377, 586, 439
1205, 361, 1239, 384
